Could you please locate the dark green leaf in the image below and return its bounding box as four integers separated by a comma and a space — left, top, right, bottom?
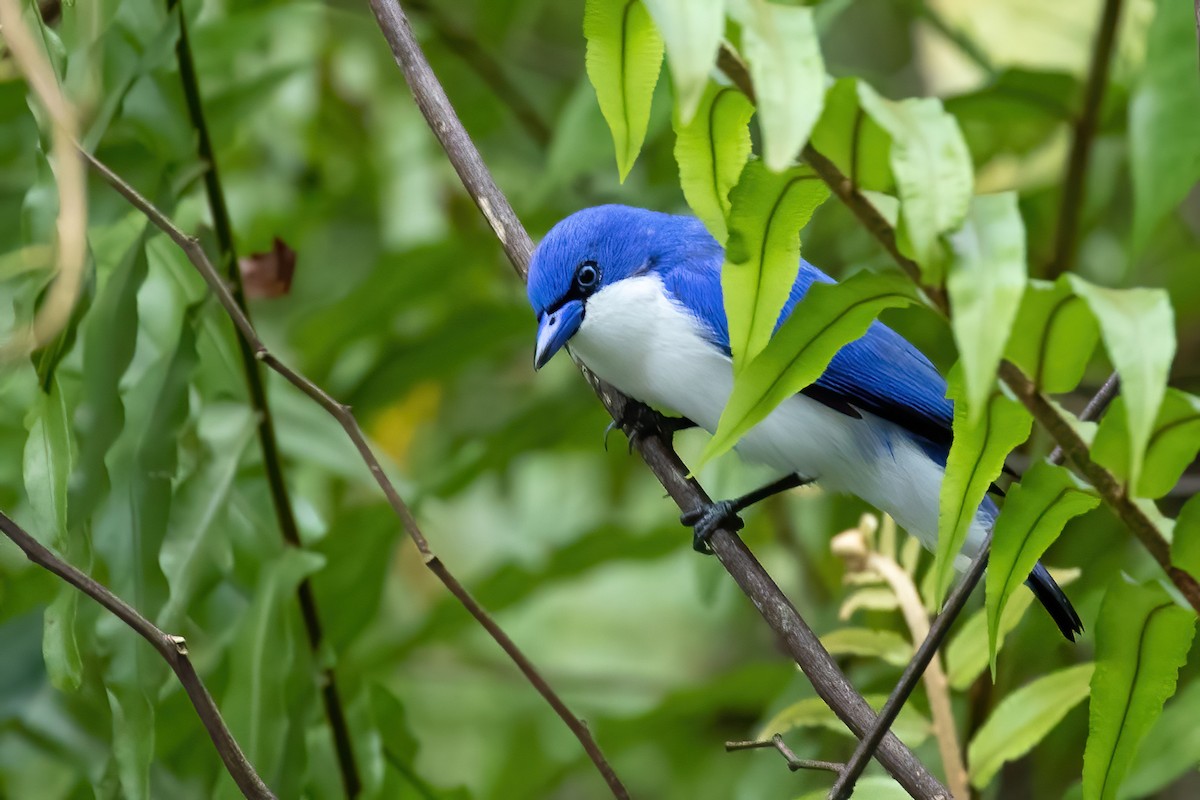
722, 160, 830, 370
1004, 277, 1099, 393
810, 78, 893, 193
702, 270, 918, 464
1092, 390, 1200, 499
1129, 0, 1200, 251
1171, 494, 1200, 581
987, 462, 1098, 671
584, 0, 664, 181
1083, 582, 1196, 800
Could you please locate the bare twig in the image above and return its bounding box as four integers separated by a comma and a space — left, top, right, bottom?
164, 2, 360, 793
366, 2, 949, 798
0, 511, 275, 800
828, 373, 1122, 800
80, 149, 630, 800
717, 42, 1197, 615
1047, 0, 1123, 279
0, 0, 87, 359
726, 734, 845, 774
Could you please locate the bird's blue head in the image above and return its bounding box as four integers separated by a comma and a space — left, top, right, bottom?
527, 204, 714, 369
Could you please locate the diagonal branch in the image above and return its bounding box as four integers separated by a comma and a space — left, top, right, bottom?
716, 42, 1200, 615
0, 511, 276, 800
80, 150, 630, 800
828, 373, 1122, 800
366, 2, 949, 798
1047, 0, 1124, 279
164, 2, 360, 793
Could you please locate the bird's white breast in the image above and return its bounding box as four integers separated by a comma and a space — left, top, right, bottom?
569, 274, 988, 567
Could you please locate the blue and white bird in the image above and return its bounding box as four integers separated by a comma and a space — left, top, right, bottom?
528, 205, 1081, 640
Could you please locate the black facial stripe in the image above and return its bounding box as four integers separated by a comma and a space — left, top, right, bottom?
545, 260, 601, 317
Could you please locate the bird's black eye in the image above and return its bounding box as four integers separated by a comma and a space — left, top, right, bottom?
575, 260, 599, 291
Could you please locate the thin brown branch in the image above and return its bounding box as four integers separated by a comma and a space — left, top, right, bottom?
829, 373, 1122, 800
717, 41, 1194, 615
366, 3, 949, 798
80, 150, 628, 800
164, 2, 360, 793
0, 511, 276, 800
1047, 0, 1123, 279
726, 734, 845, 774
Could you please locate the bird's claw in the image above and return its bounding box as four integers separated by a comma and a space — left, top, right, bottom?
603, 400, 694, 453
680, 499, 743, 554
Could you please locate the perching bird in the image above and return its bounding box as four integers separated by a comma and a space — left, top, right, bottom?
527, 205, 1082, 641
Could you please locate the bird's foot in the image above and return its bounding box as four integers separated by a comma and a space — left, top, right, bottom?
680, 499, 744, 554
604, 399, 695, 453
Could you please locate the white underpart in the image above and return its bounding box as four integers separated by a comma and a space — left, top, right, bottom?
570, 274, 988, 570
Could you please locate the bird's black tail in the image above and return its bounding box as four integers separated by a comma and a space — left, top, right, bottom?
1025, 561, 1083, 642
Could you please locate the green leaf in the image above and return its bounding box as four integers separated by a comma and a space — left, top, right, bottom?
1092, 390, 1200, 500
1068, 277, 1175, 489
1083, 582, 1196, 800
728, 0, 824, 171
1171, 494, 1200, 589
945, 68, 1075, 167
968, 663, 1094, 788
946, 588, 1035, 691
1120, 676, 1200, 798
819, 627, 912, 666
946, 192, 1028, 420
641, 0, 724, 123
858, 84, 973, 283
158, 404, 258, 629
722, 160, 830, 370
934, 383, 1033, 605
702, 270, 919, 464
583, 0, 665, 181
810, 78, 893, 193
673, 82, 754, 242
987, 462, 1098, 672
1129, 0, 1200, 252
759, 693, 931, 748
796, 778, 909, 800
1004, 277, 1100, 393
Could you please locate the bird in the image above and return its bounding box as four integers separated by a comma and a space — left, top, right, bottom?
527, 204, 1082, 641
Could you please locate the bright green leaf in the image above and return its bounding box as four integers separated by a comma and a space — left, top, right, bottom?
1130, 0, 1200, 252
987, 462, 1098, 673
1092, 390, 1200, 500
935, 382, 1033, 605
673, 82, 754, 242
728, 0, 824, 171
810, 78, 893, 193
858, 84, 973, 283
968, 663, 1094, 788
1171, 494, 1200, 582
640, 0, 722, 123
946, 192, 1028, 421
722, 160, 830, 370
947, 589, 1034, 691
796, 778, 909, 800
1083, 582, 1196, 800
819, 627, 913, 666
584, 0, 664, 181
702, 270, 918, 464
1004, 277, 1100, 393
1069, 277, 1175, 489
1120, 677, 1200, 798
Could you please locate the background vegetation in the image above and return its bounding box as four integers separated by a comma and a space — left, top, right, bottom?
1, 0, 1199, 798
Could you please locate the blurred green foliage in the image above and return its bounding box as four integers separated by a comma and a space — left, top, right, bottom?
1, 0, 1199, 799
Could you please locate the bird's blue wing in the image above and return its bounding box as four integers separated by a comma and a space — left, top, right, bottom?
662, 259, 954, 460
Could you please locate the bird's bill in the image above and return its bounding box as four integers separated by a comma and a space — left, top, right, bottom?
534, 299, 584, 369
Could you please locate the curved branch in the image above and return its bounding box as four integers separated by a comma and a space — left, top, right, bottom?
0, 511, 276, 800
365, 2, 949, 798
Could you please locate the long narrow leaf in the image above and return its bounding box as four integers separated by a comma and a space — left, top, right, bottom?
673, 82, 754, 242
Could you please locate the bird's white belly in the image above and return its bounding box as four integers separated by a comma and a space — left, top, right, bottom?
569, 275, 988, 567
